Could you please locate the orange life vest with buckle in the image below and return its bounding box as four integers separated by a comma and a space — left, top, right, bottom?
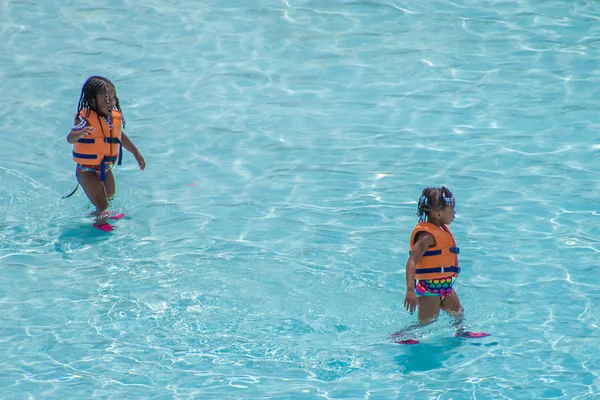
409, 222, 460, 280
72, 109, 122, 166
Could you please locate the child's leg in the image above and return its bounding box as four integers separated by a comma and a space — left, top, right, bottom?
440, 291, 489, 338
390, 296, 442, 341
418, 296, 443, 324
440, 291, 487, 338
103, 169, 116, 201
77, 171, 109, 226
98, 170, 126, 220
439, 291, 465, 333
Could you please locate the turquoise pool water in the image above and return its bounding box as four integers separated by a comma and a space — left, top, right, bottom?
2, 0, 600, 398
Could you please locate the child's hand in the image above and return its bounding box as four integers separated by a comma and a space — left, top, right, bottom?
67, 126, 94, 144
404, 290, 418, 314
134, 152, 146, 170
74, 127, 94, 140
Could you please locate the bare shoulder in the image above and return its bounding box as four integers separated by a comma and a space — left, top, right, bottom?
414, 231, 436, 247
72, 114, 89, 130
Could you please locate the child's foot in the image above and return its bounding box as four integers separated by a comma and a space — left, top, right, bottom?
93, 222, 114, 232
455, 331, 490, 338
395, 339, 420, 345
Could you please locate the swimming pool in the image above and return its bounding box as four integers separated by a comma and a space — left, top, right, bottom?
1, 0, 600, 398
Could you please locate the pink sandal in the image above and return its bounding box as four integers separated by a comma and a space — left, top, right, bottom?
93, 223, 114, 232
395, 339, 420, 345
102, 212, 126, 220
456, 331, 490, 338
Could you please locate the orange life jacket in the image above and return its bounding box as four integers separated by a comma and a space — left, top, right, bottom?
409, 222, 460, 280
72, 109, 122, 180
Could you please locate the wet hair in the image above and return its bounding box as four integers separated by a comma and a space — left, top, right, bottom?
76, 76, 125, 128
416, 186, 455, 222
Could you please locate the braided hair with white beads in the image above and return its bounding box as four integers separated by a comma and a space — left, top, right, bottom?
416, 186, 455, 222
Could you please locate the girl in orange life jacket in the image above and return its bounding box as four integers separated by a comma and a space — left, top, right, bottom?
391, 186, 489, 344
66, 76, 146, 232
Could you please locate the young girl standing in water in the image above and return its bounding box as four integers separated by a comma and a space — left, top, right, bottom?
65, 76, 145, 231
392, 186, 489, 344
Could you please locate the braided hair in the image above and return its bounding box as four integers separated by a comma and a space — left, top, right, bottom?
76, 76, 125, 129
416, 186, 455, 222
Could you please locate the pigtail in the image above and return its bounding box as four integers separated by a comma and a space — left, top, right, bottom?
417, 188, 433, 222
440, 186, 455, 207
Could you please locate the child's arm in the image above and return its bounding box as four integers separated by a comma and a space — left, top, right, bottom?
121, 133, 140, 155
66, 115, 94, 144
403, 232, 435, 312
405, 233, 435, 289
67, 127, 94, 143
121, 133, 146, 170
